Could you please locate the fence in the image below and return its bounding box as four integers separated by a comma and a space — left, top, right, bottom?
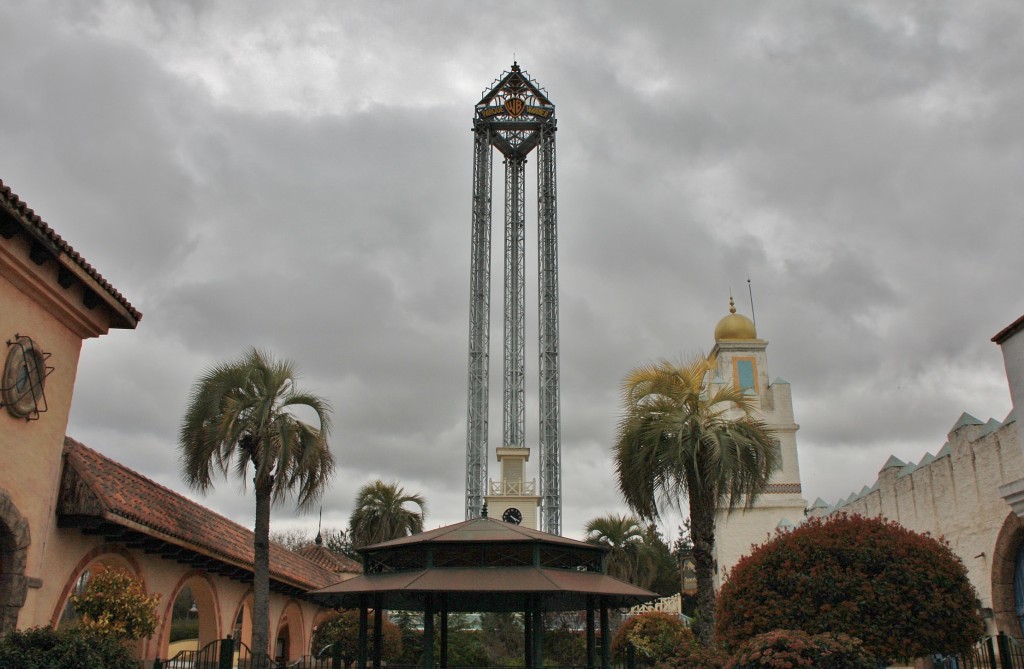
934, 634, 1024, 669
155, 638, 343, 669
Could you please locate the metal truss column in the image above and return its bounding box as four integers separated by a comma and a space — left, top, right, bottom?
536, 127, 561, 535
465, 126, 493, 520
503, 156, 527, 450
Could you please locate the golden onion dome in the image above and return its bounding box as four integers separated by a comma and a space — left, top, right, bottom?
714, 296, 757, 341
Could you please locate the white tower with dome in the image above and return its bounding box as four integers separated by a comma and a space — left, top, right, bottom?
707, 297, 807, 588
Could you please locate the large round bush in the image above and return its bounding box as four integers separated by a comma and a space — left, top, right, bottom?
715, 514, 983, 661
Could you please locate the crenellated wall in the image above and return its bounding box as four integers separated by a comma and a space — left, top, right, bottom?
808, 414, 1023, 635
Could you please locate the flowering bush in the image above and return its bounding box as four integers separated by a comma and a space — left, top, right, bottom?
723, 629, 876, 669
715, 514, 983, 661
611, 611, 695, 662
70, 569, 159, 640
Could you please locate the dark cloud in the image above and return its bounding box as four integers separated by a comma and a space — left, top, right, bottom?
4, 0, 1022, 539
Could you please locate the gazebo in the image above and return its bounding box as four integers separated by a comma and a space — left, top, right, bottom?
308, 516, 658, 669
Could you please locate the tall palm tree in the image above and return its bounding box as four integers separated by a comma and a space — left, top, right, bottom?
583, 513, 655, 588
613, 355, 779, 646
179, 348, 333, 662
348, 480, 426, 548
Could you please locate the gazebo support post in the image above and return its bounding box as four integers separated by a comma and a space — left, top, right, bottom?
599, 596, 610, 669
586, 595, 596, 669
422, 593, 435, 669
358, 595, 369, 669
524, 597, 533, 669
440, 594, 449, 669
373, 594, 383, 669
531, 596, 543, 669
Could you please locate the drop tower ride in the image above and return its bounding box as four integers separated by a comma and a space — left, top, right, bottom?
465, 63, 561, 534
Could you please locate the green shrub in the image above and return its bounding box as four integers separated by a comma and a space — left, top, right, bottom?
715, 514, 983, 662
169, 618, 199, 643
0, 626, 138, 669
312, 610, 402, 668
722, 629, 876, 669
655, 644, 729, 669
611, 611, 695, 662
71, 569, 159, 640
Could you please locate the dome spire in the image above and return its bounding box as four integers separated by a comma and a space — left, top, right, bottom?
714, 294, 757, 341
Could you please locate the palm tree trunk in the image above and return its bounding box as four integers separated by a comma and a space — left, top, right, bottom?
252, 483, 272, 664
689, 491, 717, 647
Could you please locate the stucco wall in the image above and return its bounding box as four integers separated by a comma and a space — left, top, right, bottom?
1, 246, 88, 632
999, 328, 1024, 455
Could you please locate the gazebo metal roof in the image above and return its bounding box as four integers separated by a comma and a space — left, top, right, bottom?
307, 517, 658, 669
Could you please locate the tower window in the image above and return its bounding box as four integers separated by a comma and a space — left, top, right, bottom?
734, 358, 757, 394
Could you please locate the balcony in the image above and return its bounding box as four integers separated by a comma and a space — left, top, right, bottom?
488, 479, 536, 496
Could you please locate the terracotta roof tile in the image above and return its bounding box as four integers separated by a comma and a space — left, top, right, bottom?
61, 437, 336, 591
296, 544, 362, 575
0, 178, 141, 326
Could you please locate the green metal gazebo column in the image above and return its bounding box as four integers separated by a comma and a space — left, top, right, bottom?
599, 596, 610, 669
524, 595, 533, 668
422, 593, 435, 669
586, 595, 596, 669
531, 595, 543, 669
372, 594, 383, 669
358, 594, 369, 669
440, 593, 449, 669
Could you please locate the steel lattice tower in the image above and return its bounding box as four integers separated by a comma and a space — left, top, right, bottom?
465, 63, 561, 534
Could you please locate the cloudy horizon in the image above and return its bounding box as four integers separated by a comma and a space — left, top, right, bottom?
2, 1, 1021, 544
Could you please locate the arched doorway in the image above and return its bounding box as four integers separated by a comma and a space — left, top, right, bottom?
0, 489, 30, 635
52, 550, 149, 659
275, 602, 304, 663
991, 512, 1024, 636
231, 594, 255, 650
162, 573, 220, 660
1016, 543, 1024, 637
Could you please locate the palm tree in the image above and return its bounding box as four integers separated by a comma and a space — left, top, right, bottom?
179, 348, 333, 662
613, 355, 779, 646
583, 513, 655, 588
348, 480, 426, 548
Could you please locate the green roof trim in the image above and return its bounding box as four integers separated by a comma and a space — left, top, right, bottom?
951, 412, 983, 431
881, 455, 906, 470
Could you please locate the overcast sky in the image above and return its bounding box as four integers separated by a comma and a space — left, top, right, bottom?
3, 1, 1022, 543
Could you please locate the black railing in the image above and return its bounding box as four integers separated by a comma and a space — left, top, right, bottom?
934, 634, 1024, 669
156, 639, 345, 669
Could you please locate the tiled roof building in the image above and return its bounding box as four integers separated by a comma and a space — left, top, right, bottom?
0, 178, 347, 664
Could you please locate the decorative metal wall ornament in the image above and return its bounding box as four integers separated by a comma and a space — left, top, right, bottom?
465, 63, 562, 535
1, 335, 53, 421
